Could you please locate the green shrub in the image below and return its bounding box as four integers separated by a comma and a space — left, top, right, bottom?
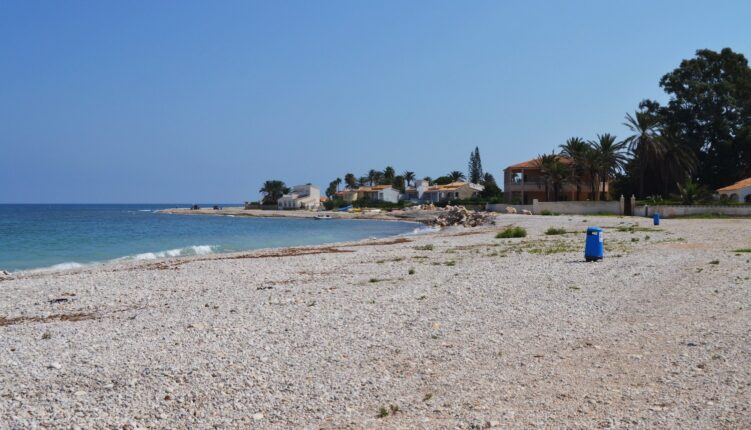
413, 244, 434, 251
544, 227, 567, 235
496, 227, 527, 238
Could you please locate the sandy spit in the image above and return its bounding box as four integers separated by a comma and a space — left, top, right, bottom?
1, 214, 750, 429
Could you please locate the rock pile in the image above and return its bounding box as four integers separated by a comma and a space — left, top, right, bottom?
433, 205, 494, 227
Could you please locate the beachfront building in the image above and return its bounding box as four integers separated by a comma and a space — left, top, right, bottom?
277, 184, 321, 210
337, 185, 400, 203
402, 179, 430, 202
503, 157, 607, 203
421, 181, 484, 203
717, 177, 751, 202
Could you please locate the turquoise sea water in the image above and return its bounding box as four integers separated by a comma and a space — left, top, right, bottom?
0, 204, 421, 272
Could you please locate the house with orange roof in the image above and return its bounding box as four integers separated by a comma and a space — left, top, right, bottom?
716, 177, 751, 202
421, 181, 484, 203
503, 156, 607, 203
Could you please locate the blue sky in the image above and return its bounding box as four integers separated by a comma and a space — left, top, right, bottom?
2, 1, 750, 203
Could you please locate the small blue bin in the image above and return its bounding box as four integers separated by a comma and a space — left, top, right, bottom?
585, 227, 604, 262
653, 213, 660, 225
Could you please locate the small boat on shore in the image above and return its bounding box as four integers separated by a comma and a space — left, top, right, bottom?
314, 214, 333, 220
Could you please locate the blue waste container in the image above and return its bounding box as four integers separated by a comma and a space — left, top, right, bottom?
585, 227, 604, 262
653, 213, 660, 226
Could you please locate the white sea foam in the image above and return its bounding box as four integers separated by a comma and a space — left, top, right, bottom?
403, 225, 441, 236
24, 261, 88, 274
137, 209, 153, 212
129, 245, 216, 261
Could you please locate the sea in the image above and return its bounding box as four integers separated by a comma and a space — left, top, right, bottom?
0, 204, 424, 273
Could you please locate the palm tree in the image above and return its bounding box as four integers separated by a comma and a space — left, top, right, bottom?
448, 170, 466, 182
259, 180, 289, 205
334, 177, 342, 192
533, 153, 557, 201
658, 131, 697, 195
588, 134, 628, 200
581, 147, 601, 201
357, 176, 368, 187
559, 137, 589, 200
423, 176, 433, 185
403, 171, 415, 187
383, 166, 395, 184
372, 170, 384, 185
623, 111, 664, 198
344, 173, 356, 190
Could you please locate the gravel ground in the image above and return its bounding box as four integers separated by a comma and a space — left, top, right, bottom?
1, 214, 750, 429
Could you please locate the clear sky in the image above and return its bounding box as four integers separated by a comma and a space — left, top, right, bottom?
2, 1, 750, 203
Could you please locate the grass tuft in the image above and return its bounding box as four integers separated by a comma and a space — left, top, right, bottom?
544, 227, 567, 236
496, 227, 527, 239
413, 244, 434, 251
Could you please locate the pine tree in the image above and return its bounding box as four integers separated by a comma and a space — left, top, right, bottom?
468, 147, 484, 184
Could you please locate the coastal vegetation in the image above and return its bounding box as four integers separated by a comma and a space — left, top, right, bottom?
495, 226, 527, 238
532, 48, 751, 204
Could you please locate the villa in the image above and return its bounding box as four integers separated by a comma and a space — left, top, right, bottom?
402, 179, 430, 202
503, 157, 607, 203
421, 181, 484, 203
337, 185, 400, 203
717, 177, 751, 202
277, 184, 321, 210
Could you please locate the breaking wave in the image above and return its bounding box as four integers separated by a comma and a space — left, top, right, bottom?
126, 245, 216, 261
402, 225, 440, 236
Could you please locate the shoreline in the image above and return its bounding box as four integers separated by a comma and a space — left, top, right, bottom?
2, 220, 439, 278
157, 206, 441, 224
2, 215, 750, 428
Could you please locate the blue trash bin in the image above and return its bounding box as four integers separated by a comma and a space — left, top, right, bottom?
585, 227, 604, 262
653, 213, 660, 226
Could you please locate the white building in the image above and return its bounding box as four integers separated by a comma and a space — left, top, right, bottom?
717, 177, 751, 203
402, 179, 430, 201
337, 185, 400, 203
278, 184, 321, 210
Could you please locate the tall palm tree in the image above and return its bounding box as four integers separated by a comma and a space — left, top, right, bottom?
357, 176, 368, 187
623, 111, 664, 198
581, 147, 601, 201
423, 176, 433, 185
259, 180, 289, 205
448, 171, 466, 182
344, 173, 356, 190
367, 169, 379, 186
383, 166, 395, 184
658, 131, 697, 195
403, 171, 415, 187
334, 177, 342, 192
559, 137, 589, 200
588, 134, 628, 200
533, 153, 557, 201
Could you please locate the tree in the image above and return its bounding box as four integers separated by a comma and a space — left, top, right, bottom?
393, 175, 405, 192
367, 169, 378, 186
534, 153, 570, 201
334, 177, 342, 192
325, 180, 338, 198
479, 172, 502, 199
344, 173, 357, 189
623, 111, 664, 198
259, 180, 289, 205
403, 171, 415, 187
533, 153, 557, 201
588, 134, 628, 200
434, 176, 453, 185
448, 170, 466, 182
423, 176, 433, 185
357, 176, 368, 187
559, 137, 589, 200
645, 48, 751, 189
676, 178, 710, 205
468, 147, 483, 184
383, 166, 396, 184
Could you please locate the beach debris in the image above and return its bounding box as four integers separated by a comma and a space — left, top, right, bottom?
48, 362, 62, 370
49, 298, 69, 304
521, 209, 532, 215
505, 207, 517, 214
432, 206, 493, 227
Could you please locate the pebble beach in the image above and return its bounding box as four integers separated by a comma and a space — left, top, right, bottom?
1, 214, 750, 429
